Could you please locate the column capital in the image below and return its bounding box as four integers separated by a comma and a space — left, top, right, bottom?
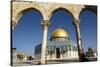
41, 20, 50, 30
73, 19, 80, 27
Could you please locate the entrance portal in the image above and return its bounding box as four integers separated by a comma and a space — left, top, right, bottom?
56, 48, 60, 58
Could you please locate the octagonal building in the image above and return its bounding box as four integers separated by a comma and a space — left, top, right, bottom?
34, 28, 79, 62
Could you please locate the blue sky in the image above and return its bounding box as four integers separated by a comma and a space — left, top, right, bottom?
12, 9, 97, 56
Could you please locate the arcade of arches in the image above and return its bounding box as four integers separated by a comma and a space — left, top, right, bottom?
11, 1, 97, 64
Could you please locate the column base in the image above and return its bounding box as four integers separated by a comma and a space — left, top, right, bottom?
38, 60, 47, 64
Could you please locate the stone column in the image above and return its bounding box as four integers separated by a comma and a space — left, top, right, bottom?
73, 19, 85, 61
40, 20, 50, 64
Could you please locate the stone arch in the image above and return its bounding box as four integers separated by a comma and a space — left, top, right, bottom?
50, 7, 74, 20
79, 5, 97, 16
16, 7, 43, 22
11, 2, 47, 29
49, 6, 74, 19
47, 4, 85, 20
12, 8, 44, 29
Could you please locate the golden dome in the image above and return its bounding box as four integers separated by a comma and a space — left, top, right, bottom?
51, 28, 68, 38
